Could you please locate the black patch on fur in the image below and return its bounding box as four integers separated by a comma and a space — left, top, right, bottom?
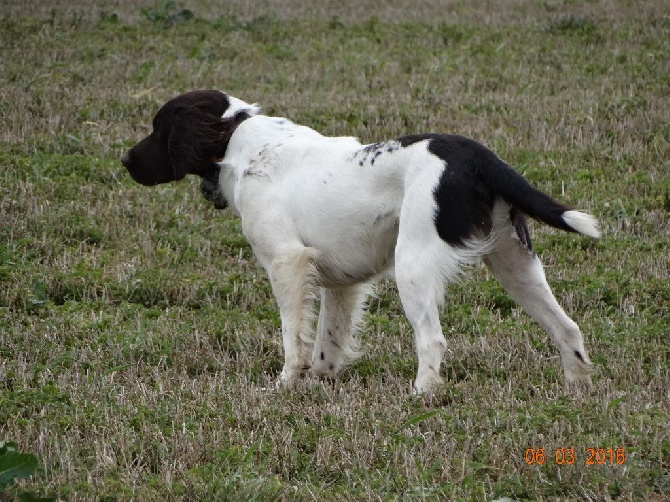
397, 133, 576, 247
574, 350, 585, 363
510, 207, 533, 252
398, 134, 495, 246
320, 352, 325, 360
362, 142, 384, 154
355, 141, 399, 167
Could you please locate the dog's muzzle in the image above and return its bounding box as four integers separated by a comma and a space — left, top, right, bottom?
200, 167, 227, 210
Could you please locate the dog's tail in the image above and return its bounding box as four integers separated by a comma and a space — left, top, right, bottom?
478, 151, 601, 239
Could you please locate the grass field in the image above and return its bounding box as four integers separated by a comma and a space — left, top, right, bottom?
1, 0, 669, 500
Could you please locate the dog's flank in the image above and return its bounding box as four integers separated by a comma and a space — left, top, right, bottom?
122, 90, 600, 394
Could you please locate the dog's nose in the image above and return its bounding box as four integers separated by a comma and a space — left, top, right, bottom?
120, 152, 130, 167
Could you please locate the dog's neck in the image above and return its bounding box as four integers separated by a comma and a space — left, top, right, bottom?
216, 115, 319, 215
199, 111, 254, 210
198, 110, 253, 179
214, 111, 252, 159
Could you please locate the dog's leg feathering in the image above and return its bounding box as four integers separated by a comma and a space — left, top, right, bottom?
267, 246, 320, 387
311, 284, 370, 378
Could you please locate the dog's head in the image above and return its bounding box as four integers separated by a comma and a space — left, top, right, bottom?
121, 90, 259, 190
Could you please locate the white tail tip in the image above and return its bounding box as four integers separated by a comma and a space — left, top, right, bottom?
562, 210, 601, 238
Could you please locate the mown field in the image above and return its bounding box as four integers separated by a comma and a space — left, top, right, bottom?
1, 0, 669, 500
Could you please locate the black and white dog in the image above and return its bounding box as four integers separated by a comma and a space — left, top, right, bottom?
121, 90, 600, 393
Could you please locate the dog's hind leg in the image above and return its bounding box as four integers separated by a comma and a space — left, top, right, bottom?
395, 259, 449, 394
311, 284, 370, 378
267, 246, 320, 387
483, 201, 593, 385
394, 196, 471, 394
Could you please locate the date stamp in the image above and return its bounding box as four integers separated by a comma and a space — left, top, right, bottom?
525, 447, 627, 466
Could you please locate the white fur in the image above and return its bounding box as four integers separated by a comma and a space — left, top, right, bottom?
215, 96, 595, 393
562, 210, 601, 238
221, 93, 260, 119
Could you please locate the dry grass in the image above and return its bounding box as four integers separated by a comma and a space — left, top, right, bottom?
3, 0, 668, 24
1, 0, 669, 500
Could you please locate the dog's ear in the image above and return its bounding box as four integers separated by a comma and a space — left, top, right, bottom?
167, 93, 238, 179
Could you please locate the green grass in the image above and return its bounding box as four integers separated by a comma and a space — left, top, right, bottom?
1, 1, 669, 500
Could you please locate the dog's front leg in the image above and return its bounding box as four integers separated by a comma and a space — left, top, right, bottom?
266, 246, 320, 387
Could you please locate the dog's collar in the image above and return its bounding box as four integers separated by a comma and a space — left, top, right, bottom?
200, 165, 227, 209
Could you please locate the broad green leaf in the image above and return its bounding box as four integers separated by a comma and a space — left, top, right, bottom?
0, 452, 39, 489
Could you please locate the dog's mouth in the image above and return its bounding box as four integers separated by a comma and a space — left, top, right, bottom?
200, 167, 227, 210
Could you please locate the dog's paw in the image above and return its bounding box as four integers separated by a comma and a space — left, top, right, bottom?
412, 372, 444, 395
277, 364, 311, 390
563, 350, 594, 389
275, 373, 294, 392
310, 357, 340, 380
564, 369, 593, 390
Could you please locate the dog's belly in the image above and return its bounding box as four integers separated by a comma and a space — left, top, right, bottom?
280, 171, 403, 286
304, 212, 400, 287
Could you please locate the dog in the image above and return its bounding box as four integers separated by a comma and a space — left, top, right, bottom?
121, 89, 600, 393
